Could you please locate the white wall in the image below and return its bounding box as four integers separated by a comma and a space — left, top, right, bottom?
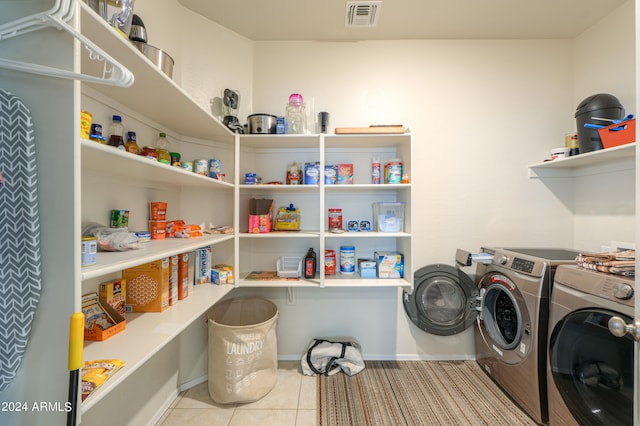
572, 0, 636, 252
137, 0, 635, 361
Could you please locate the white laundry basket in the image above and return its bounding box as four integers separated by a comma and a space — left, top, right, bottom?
207, 297, 279, 404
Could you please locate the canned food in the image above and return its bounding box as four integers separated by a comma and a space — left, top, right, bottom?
209, 159, 221, 177
194, 159, 208, 176
181, 162, 193, 172
328, 208, 342, 231
340, 245, 355, 274
80, 110, 92, 139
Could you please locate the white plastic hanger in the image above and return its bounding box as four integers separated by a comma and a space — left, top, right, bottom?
0, 0, 134, 87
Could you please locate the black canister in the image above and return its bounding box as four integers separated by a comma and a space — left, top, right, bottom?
575, 93, 624, 154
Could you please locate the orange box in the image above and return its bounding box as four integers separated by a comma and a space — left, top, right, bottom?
149, 220, 166, 240
123, 258, 170, 312
178, 252, 189, 300
149, 201, 167, 220
599, 118, 636, 148
84, 298, 126, 341
99, 279, 126, 316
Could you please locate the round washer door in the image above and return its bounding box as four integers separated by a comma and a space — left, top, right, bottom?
549, 309, 633, 426
403, 264, 477, 336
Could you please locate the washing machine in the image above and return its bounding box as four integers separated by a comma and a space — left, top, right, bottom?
547, 265, 634, 426
403, 247, 580, 425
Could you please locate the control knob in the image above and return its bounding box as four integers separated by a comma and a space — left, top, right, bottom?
613, 282, 634, 300
499, 255, 509, 265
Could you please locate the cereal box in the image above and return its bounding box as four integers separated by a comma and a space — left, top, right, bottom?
99, 279, 126, 316
169, 255, 179, 306
178, 252, 189, 300
123, 258, 170, 312
337, 164, 354, 184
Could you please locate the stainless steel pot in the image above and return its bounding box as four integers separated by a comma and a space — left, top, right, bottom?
248, 114, 277, 134
131, 41, 174, 78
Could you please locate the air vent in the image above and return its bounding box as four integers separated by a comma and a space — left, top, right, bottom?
345, 1, 382, 28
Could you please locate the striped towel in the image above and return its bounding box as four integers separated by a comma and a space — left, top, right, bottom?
576, 250, 635, 276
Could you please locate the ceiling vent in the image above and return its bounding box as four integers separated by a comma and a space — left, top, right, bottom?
345, 1, 382, 28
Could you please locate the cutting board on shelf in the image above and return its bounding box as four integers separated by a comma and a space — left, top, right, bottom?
334, 125, 406, 134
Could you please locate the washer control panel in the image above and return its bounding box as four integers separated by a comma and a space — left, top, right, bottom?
511, 257, 535, 274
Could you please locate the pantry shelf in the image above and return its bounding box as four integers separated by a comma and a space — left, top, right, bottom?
238, 231, 320, 238
528, 143, 635, 177
81, 234, 234, 280
324, 231, 411, 238
323, 277, 411, 288
81, 139, 235, 189
78, 3, 233, 143
80, 284, 234, 413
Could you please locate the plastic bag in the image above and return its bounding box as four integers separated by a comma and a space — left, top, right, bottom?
82, 222, 141, 251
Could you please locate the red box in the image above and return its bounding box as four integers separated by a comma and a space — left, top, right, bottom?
598, 119, 636, 148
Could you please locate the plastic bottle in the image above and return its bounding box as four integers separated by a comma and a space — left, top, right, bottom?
155, 132, 171, 164
286, 93, 307, 134
371, 156, 381, 184
304, 247, 317, 279
108, 115, 125, 150
125, 131, 140, 154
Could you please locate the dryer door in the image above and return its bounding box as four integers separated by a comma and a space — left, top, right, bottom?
403, 264, 477, 336
549, 309, 633, 426
476, 272, 532, 364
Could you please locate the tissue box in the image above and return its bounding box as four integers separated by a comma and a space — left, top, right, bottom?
375, 251, 404, 278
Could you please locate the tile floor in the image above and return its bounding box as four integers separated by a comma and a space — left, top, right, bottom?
156, 361, 316, 426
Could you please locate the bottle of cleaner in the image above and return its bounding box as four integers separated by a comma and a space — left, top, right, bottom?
304, 248, 317, 279
371, 156, 381, 184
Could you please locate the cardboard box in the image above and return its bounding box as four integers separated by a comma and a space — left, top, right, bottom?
195, 247, 211, 285
178, 252, 189, 300
83, 294, 126, 341
358, 260, 377, 279
123, 258, 170, 312
248, 198, 273, 233
337, 164, 354, 184
169, 254, 179, 305
214, 264, 234, 284
375, 251, 404, 278
99, 279, 126, 316
211, 268, 229, 284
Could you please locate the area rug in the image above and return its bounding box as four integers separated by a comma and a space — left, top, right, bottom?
318, 360, 536, 425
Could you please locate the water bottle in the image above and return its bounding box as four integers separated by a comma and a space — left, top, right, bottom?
286, 93, 307, 134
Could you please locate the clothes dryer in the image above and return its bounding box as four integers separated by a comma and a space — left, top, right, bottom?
403, 247, 580, 425
547, 265, 634, 426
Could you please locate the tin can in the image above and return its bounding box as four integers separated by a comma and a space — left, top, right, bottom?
181, 162, 193, 172
80, 110, 92, 139
328, 208, 342, 231
194, 159, 208, 176
340, 246, 355, 274
384, 159, 403, 184
81, 237, 97, 267
170, 152, 181, 166
209, 159, 221, 177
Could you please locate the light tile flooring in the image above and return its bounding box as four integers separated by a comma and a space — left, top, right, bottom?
156, 361, 316, 426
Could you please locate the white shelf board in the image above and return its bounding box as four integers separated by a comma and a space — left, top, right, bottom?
240, 134, 320, 149
528, 143, 635, 177
324, 133, 411, 149
81, 234, 234, 280
81, 139, 235, 189
236, 278, 321, 288
324, 183, 411, 191
239, 184, 320, 191
79, 3, 234, 144
325, 231, 411, 238
323, 276, 411, 288
239, 231, 320, 238
80, 284, 234, 413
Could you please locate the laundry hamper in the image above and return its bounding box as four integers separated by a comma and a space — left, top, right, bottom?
207, 297, 279, 404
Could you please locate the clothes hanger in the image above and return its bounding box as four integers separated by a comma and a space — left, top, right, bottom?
0, 0, 134, 87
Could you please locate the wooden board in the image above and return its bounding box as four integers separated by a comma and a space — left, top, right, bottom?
335, 125, 406, 134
